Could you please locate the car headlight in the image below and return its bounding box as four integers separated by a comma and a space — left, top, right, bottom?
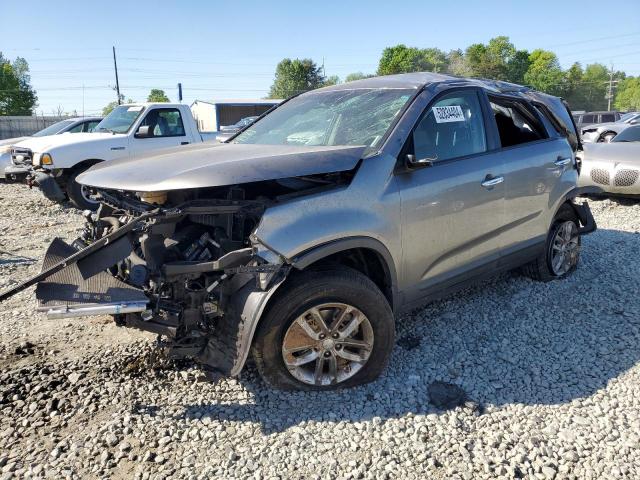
0, 145, 12, 154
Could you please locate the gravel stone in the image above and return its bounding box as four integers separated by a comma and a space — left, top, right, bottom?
1, 185, 639, 479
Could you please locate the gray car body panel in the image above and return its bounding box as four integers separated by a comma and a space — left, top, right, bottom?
77, 143, 367, 191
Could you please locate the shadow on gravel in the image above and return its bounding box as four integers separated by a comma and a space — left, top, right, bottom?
0, 250, 35, 266
177, 228, 640, 433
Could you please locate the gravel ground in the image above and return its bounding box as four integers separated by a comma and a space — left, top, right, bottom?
1, 182, 639, 480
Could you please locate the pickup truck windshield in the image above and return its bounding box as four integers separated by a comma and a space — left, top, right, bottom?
33, 120, 76, 137
233, 88, 414, 148
95, 106, 145, 134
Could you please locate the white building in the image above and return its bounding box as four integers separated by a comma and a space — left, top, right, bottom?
191, 99, 283, 132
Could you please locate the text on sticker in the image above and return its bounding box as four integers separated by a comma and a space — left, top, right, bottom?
433, 105, 465, 123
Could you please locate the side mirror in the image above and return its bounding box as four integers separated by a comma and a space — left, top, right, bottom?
405, 153, 435, 169
135, 125, 151, 138
630, 119, 638, 125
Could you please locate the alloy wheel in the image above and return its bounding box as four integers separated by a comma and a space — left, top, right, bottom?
550, 220, 580, 276
281, 302, 374, 386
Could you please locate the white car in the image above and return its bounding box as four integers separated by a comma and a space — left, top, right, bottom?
579, 125, 640, 197
1, 117, 102, 180
580, 112, 640, 143
14, 103, 216, 209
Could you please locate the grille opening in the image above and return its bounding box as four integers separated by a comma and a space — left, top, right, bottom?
614, 169, 639, 187
590, 168, 610, 186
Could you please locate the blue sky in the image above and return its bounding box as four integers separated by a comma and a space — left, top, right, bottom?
3, 0, 640, 115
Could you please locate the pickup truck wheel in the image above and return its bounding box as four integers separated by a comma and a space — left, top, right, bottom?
252, 268, 395, 390
66, 170, 99, 211
522, 205, 581, 282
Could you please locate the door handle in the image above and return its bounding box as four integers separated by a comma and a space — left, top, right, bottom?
481, 175, 504, 188
181, 141, 190, 145
554, 156, 572, 167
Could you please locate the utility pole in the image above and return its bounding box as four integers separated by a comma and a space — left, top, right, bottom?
606, 63, 617, 111
112, 46, 121, 105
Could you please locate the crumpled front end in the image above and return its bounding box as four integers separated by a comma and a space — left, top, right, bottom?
9, 187, 292, 378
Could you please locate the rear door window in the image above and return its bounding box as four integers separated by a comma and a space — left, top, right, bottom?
489, 98, 547, 148
411, 90, 487, 162
582, 114, 595, 124
600, 113, 615, 123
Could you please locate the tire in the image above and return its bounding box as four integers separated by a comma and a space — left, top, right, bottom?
522, 204, 581, 282
252, 267, 395, 391
65, 169, 99, 211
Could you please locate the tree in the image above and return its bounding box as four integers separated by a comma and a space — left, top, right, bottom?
324, 75, 340, 87
268, 58, 325, 98
524, 49, 564, 95
377, 45, 448, 75
614, 77, 640, 111
563, 63, 586, 110
102, 95, 135, 116
345, 72, 374, 82
446, 49, 472, 77
0, 53, 37, 115
147, 89, 170, 102
581, 63, 610, 111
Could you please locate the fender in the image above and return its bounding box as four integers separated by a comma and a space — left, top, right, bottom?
225, 236, 401, 376
290, 236, 400, 310
559, 186, 601, 235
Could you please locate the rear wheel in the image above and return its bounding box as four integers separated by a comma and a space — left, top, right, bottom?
522, 205, 581, 282
66, 169, 99, 211
252, 268, 395, 390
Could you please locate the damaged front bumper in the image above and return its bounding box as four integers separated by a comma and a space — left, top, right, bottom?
0, 199, 290, 379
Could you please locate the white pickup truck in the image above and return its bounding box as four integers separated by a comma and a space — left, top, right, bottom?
14, 103, 216, 209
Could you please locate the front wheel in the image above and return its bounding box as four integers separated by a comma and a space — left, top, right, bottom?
522, 205, 581, 282
65, 169, 99, 211
252, 268, 395, 390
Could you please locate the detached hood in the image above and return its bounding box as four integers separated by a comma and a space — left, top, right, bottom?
78, 143, 366, 192
583, 142, 640, 166
12, 132, 123, 153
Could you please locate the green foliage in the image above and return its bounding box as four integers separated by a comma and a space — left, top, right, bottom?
324, 75, 340, 87
371, 37, 635, 111
0, 53, 37, 115
102, 95, 135, 116
523, 49, 564, 96
147, 89, 170, 102
268, 58, 326, 98
614, 77, 640, 111
377, 45, 448, 75
345, 72, 374, 82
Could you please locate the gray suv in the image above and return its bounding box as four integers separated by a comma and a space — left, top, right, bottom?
1, 73, 596, 390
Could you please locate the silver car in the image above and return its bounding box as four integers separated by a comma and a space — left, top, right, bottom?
1, 117, 102, 180
581, 112, 640, 143
579, 124, 640, 197
0, 73, 596, 390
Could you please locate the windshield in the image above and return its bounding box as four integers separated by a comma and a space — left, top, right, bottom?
95, 105, 145, 134
620, 112, 640, 123
612, 125, 640, 142
233, 88, 414, 148
33, 120, 76, 137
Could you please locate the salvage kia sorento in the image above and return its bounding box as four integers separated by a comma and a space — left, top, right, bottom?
1, 73, 597, 390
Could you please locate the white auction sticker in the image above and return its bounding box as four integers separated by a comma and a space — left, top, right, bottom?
433, 105, 465, 123
127, 106, 143, 112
